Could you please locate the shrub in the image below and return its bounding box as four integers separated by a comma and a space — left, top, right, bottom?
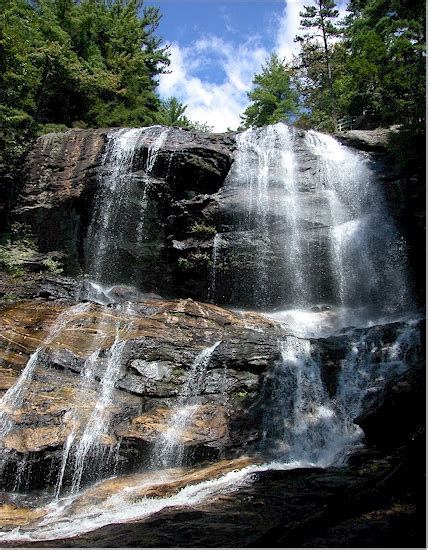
189, 223, 217, 237
42, 257, 63, 275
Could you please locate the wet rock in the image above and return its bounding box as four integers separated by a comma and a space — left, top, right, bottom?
0, 296, 282, 488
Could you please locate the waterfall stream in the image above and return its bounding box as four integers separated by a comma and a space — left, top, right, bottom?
151, 341, 221, 470
0, 124, 421, 543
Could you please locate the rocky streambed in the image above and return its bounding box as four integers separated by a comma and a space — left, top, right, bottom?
0, 275, 425, 546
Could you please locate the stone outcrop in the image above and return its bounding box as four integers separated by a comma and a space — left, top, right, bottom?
0, 284, 423, 494
0, 292, 284, 489
6, 125, 423, 309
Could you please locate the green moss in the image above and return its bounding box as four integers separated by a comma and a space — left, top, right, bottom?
190, 223, 217, 237
236, 390, 249, 399
0, 238, 37, 276
0, 292, 21, 302
177, 251, 211, 270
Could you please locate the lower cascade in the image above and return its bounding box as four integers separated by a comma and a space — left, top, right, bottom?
0, 123, 424, 546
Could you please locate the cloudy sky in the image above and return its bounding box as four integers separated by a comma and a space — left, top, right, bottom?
145, 0, 347, 132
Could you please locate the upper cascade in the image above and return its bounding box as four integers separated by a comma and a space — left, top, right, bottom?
14, 123, 413, 323
214, 123, 411, 317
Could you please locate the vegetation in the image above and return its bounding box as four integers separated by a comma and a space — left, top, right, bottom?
240, 53, 298, 129
0, 223, 63, 276
189, 223, 217, 237
242, 0, 425, 133
177, 252, 211, 270
0, 0, 425, 176
1, 0, 171, 174
294, 0, 341, 131
158, 97, 214, 132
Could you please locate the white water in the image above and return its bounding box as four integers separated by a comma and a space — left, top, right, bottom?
261, 318, 421, 470
136, 127, 169, 244
208, 233, 223, 302
0, 319, 419, 543
86, 126, 169, 283
152, 341, 221, 469
263, 336, 343, 466
305, 130, 410, 312
54, 303, 135, 497
0, 303, 90, 442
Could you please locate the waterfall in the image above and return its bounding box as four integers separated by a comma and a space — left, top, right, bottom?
151, 341, 221, 469
263, 336, 341, 466
263, 320, 421, 467
0, 303, 90, 441
0, 122, 420, 544
208, 233, 223, 302
86, 126, 169, 285
304, 130, 410, 313
54, 303, 135, 496
222, 123, 411, 316
228, 124, 308, 307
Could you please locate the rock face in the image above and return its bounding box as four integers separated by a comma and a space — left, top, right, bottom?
0, 124, 424, 547
0, 293, 283, 490
12, 127, 235, 295
0, 286, 424, 495
12, 125, 421, 309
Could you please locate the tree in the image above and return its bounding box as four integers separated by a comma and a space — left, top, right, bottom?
240, 53, 299, 128
157, 97, 190, 127
1, 0, 170, 174
338, 0, 426, 128
295, 0, 341, 130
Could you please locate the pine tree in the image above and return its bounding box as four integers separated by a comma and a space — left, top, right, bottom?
157, 97, 190, 127
240, 54, 298, 128
295, 0, 341, 130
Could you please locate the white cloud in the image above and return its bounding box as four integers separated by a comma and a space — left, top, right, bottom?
275, 0, 303, 63
158, 37, 268, 131
157, 1, 348, 132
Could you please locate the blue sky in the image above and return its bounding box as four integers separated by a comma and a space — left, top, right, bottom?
145, 1, 347, 131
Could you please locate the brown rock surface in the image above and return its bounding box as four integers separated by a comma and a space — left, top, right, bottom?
0, 294, 281, 469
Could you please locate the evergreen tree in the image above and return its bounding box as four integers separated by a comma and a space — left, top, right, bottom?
157, 97, 190, 127
338, 0, 426, 128
0, 0, 170, 173
295, 0, 341, 130
240, 54, 298, 128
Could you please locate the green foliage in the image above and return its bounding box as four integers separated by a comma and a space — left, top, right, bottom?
177, 252, 211, 270
157, 97, 190, 127
236, 390, 249, 400
187, 120, 214, 133
338, 0, 426, 128
189, 223, 217, 237
240, 53, 299, 128
294, 0, 341, 129
42, 256, 64, 275
0, 223, 64, 276
290, 0, 425, 131
156, 97, 213, 132
1, 0, 170, 174
0, 292, 22, 302
0, 237, 37, 276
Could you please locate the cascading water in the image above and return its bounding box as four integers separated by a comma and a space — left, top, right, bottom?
262, 319, 421, 468
151, 341, 221, 469
227, 125, 308, 307
0, 123, 421, 544
304, 130, 410, 314
222, 122, 411, 318
208, 233, 223, 302
54, 303, 135, 497
85, 126, 169, 287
